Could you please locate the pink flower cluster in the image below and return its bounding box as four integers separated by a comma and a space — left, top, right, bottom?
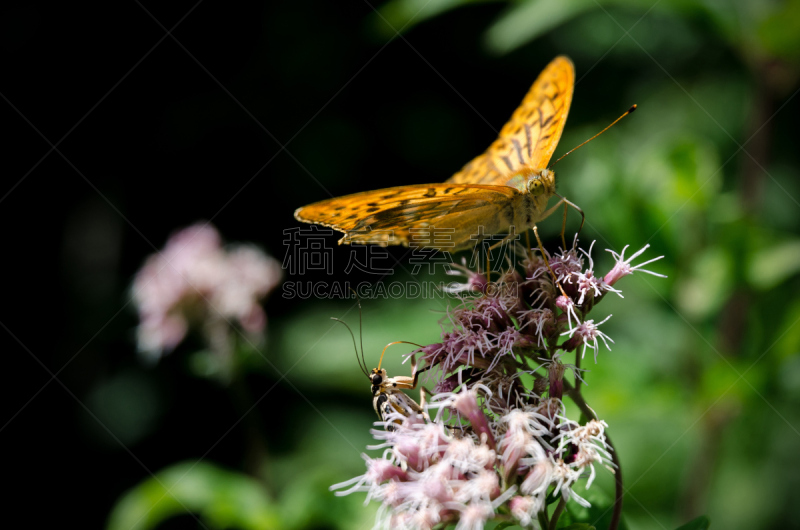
334, 238, 664, 528
132, 223, 281, 359
417, 238, 665, 379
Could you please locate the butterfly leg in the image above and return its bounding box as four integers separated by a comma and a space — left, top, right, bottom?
525, 232, 533, 262
532, 224, 569, 299
553, 193, 585, 243
481, 241, 492, 284
569, 198, 586, 234
487, 248, 491, 284
487, 226, 520, 252
486, 227, 521, 281
469, 235, 493, 284
539, 197, 566, 222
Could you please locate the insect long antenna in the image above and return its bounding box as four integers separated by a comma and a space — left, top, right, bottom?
331, 317, 369, 377
351, 289, 368, 378
378, 341, 426, 371
549, 104, 637, 169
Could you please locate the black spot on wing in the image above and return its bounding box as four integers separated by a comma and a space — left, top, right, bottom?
360, 201, 466, 229
511, 138, 525, 165
524, 122, 533, 158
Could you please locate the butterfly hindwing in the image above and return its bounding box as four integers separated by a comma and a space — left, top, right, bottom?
447, 56, 574, 186
294, 184, 519, 249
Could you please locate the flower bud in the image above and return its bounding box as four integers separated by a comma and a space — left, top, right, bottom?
548, 360, 565, 400
452, 389, 495, 450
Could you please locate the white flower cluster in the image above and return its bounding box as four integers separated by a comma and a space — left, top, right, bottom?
332, 388, 612, 529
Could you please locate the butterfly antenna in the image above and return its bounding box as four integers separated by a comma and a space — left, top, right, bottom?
331, 317, 369, 378
378, 341, 426, 371
549, 104, 637, 169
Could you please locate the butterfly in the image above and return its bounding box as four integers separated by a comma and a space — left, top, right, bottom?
295, 56, 576, 252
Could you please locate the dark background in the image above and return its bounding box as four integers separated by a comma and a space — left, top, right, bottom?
3, 1, 800, 528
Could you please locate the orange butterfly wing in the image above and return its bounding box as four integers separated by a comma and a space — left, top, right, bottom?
447, 56, 574, 186
294, 184, 519, 249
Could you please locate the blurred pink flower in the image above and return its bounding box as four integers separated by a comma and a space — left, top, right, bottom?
132, 223, 281, 359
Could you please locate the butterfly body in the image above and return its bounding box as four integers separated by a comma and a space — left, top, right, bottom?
294, 56, 575, 251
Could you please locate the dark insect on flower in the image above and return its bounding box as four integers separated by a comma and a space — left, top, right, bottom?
331, 299, 432, 426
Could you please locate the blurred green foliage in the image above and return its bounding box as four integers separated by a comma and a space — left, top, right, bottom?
94, 0, 800, 528
107, 462, 280, 530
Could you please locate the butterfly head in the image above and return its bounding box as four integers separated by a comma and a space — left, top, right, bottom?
505, 169, 556, 196
526, 168, 555, 197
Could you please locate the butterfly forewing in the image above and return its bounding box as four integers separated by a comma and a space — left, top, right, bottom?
447, 56, 574, 186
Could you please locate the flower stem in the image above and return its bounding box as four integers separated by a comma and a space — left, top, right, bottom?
549, 497, 566, 530
538, 508, 550, 529
565, 382, 623, 530
607, 433, 624, 530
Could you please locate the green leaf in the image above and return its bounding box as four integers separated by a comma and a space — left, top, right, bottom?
484, 0, 594, 54
559, 524, 596, 530
106, 461, 280, 530
674, 515, 711, 530
547, 489, 563, 505
747, 239, 800, 291
674, 246, 733, 320
563, 486, 628, 530
368, 0, 496, 40
758, 0, 800, 59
